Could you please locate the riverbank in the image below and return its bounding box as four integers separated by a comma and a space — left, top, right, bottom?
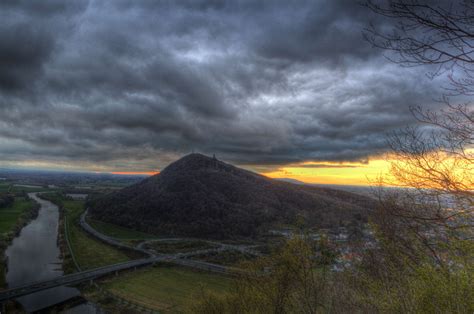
0, 195, 40, 289
38, 192, 132, 272
4, 193, 84, 312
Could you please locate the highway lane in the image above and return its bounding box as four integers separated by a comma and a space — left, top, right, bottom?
79, 209, 153, 257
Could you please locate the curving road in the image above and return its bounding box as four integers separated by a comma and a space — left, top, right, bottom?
79, 209, 153, 257
81, 209, 262, 258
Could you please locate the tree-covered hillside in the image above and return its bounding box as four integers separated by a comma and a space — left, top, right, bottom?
89, 154, 375, 238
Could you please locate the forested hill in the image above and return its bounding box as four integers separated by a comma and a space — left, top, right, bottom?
88, 154, 376, 239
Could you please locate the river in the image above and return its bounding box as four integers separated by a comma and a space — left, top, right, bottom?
4, 193, 101, 313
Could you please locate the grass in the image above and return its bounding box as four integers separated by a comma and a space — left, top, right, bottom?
0, 182, 53, 193
192, 250, 257, 266
101, 265, 233, 312
11, 185, 50, 193
63, 198, 131, 270
87, 218, 157, 240
145, 240, 219, 254
38, 192, 131, 271
0, 182, 11, 192
0, 196, 37, 288
0, 197, 35, 234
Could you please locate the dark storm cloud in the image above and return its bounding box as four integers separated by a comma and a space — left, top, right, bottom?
0, 0, 445, 171
0, 0, 87, 92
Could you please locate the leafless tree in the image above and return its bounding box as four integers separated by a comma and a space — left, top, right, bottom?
364, 0, 474, 93
364, 0, 473, 268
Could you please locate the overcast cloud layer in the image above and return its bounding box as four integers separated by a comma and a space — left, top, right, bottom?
0, 0, 445, 171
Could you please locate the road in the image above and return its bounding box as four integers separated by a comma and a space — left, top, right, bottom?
81, 209, 262, 258
79, 209, 153, 257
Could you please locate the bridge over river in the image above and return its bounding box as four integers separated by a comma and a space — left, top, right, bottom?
0, 258, 156, 302
0, 208, 249, 304
0, 255, 243, 303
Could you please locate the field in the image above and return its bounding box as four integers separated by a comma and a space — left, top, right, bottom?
39, 193, 131, 272
0, 182, 11, 192
0, 197, 35, 235
64, 198, 131, 270
144, 240, 219, 254
0, 182, 54, 194
192, 250, 257, 266
11, 185, 49, 193
100, 265, 233, 312
0, 196, 37, 288
87, 218, 157, 240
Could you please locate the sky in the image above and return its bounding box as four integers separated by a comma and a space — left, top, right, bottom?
0, 0, 449, 185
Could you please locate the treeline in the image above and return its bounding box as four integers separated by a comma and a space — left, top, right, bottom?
0, 193, 14, 208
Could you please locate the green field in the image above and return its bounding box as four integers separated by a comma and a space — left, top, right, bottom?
0, 182, 11, 192
87, 218, 157, 240
63, 198, 131, 270
0, 197, 35, 235
37, 192, 132, 272
0, 196, 37, 288
193, 250, 257, 266
11, 185, 50, 193
101, 265, 233, 312
145, 240, 219, 254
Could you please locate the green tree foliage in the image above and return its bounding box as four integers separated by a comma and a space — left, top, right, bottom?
191, 234, 474, 313
190, 237, 338, 314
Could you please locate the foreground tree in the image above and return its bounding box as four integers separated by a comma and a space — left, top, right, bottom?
364, 0, 474, 90
360, 1, 474, 312
363, 0, 473, 266
190, 237, 341, 314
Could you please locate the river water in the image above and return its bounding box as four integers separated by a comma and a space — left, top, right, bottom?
4, 193, 100, 313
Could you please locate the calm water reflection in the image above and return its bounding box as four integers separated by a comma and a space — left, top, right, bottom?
5, 193, 80, 312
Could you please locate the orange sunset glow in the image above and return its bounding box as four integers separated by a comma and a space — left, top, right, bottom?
110, 150, 472, 188
263, 157, 392, 186
108, 158, 391, 185
263, 149, 473, 187
111, 171, 159, 176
